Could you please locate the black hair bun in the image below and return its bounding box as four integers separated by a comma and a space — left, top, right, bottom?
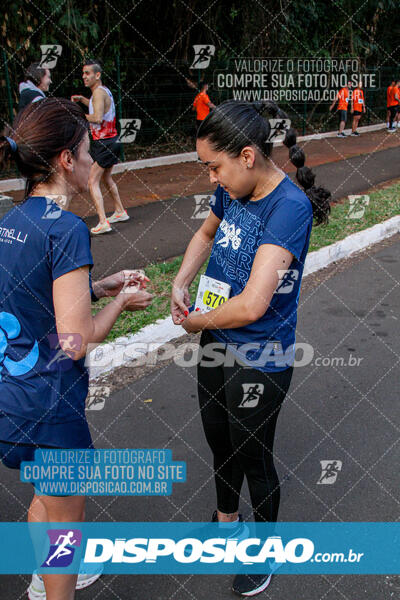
307, 186, 331, 225
283, 127, 297, 148
289, 144, 305, 168
296, 165, 315, 190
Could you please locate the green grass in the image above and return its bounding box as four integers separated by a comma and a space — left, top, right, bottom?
94, 182, 400, 342
309, 182, 400, 252
93, 257, 208, 341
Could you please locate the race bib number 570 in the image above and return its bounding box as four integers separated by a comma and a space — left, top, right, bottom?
194, 275, 231, 314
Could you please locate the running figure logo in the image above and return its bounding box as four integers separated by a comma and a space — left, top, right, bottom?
39, 45, 62, 69
275, 269, 299, 294
267, 119, 291, 143
192, 194, 215, 219
46, 334, 82, 371
346, 195, 370, 220
191, 45, 216, 69
317, 460, 343, 484
0, 312, 39, 382
41, 529, 82, 568
85, 385, 111, 411
119, 119, 141, 144
239, 383, 264, 408
42, 197, 66, 220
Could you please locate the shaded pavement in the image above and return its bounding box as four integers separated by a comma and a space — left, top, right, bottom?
0, 234, 399, 599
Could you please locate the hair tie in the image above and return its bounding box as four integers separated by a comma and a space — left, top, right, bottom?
5, 136, 17, 153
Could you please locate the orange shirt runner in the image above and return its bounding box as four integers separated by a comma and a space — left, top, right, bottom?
387, 85, 398, 108
394, 85, 400, 106
352, 89, 365, 112
337, 87, 350, 111
193, 91, 211, 121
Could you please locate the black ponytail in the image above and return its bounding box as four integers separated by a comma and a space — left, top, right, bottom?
0, 135, 17, 170
198, 99, 331, 225
283, 128, 331, 225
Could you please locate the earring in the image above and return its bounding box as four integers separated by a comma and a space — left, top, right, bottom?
247, 163, 251, 169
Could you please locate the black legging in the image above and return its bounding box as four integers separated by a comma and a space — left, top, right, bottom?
389, 106, 397, 129
197, 330, 293, 522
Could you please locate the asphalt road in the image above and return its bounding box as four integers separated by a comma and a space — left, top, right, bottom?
87, 145, 400, 278
1, 234, 399, 599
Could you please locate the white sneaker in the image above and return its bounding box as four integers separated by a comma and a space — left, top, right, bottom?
90, 220, 112, 235
108, 210, 130, 223
27, 563, 103, 599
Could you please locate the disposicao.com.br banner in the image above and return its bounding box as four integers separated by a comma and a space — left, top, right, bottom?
0, 522, 398, 574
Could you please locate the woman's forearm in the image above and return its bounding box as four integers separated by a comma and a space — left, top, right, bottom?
185, 293, 260, 331
70, 297, 124, 360
89, 296, 126, 344
79, 297, 126, 358
174, 230, 213, 288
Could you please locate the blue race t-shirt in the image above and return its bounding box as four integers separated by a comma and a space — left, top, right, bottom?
205, 176, 313, 372
0, 196, 94, 447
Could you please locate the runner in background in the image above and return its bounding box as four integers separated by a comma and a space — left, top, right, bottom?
386, 79, 398, 132
350, 81, 366, 136
330, 80, 352, 137
193, 82, 216, 129
18, 63, 51, 112
394, 79, 400, 129
71, 59, 129, 235
386, 79, 394, 128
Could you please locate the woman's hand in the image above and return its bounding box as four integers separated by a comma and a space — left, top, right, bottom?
171, 284, 191, 325
95, 270, 149, 298
180, 314, 201, 334
117, 289, 154, 312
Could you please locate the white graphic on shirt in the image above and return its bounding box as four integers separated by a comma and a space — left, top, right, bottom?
216, 219, 242, 250
0, 227, 28, 244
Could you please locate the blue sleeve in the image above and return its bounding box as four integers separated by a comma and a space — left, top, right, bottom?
48, 216, 94, 280
260, 197, 313, 262
210, 185, 224, 220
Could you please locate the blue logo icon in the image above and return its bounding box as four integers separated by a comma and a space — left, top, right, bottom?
0, 312, 39, 381
41, 529, 82, 567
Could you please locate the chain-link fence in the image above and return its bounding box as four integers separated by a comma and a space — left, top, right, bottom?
1, 51, 397, 178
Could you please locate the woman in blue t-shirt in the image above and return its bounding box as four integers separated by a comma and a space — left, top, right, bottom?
0, 98, 153, 600
171, 100, 330, 597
